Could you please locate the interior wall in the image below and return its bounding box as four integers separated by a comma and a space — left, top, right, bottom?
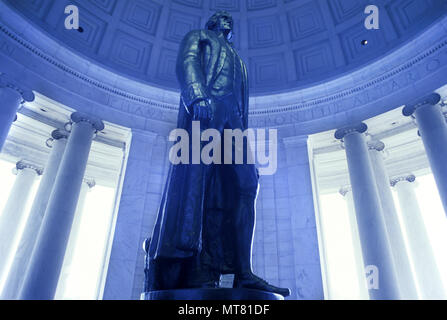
104, 131, 324, 299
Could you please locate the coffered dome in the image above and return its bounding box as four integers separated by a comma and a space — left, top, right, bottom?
4, 0, 447, 95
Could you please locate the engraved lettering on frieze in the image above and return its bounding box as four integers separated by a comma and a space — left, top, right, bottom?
289, 112, 302, 124
363, 86, 380, 103
0, 40, 15, 56
391, 79, 401, 91
327, 103, 339, 114
274, 115, 285, 125
353, 96, 365, 107
129, 104, 166, 121
426, 59, 440, 72
406, 70, 420, 83
266, 117, 276, 127
311, 107, 325, 119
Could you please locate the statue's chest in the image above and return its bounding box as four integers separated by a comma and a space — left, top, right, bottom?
219, 42, 242, 80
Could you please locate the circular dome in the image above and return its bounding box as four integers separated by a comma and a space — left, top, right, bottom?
4, 0, 447, 95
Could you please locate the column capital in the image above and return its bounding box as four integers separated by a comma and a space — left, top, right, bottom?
70, 112, 105, 132
403, 93, 441, 117
339, 185, 352, 196
0, 73, 34, 102
46, 129, 69, 148
367, 139, 385, 152
51, 129, 69, 140
390, 174, 416, 187
83, 178, 96, 189
334, 123, 367, 140
14, 160, 43, 176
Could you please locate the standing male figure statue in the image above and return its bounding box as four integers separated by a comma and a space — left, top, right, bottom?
145, 11, 290, 297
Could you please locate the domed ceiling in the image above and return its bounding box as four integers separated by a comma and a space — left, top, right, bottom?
4, 0, 447, 95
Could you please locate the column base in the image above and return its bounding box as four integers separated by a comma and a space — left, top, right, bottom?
141, 288, 284, 300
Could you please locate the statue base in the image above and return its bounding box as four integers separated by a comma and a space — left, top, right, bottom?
141, 288, 284, 300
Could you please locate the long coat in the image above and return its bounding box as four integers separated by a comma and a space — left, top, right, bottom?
149, 29, 250, 260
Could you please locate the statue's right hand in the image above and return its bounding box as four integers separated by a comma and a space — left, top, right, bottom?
191, 100, 213, 121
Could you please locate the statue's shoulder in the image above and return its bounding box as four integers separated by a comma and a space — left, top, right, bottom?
182, 29, 218, 41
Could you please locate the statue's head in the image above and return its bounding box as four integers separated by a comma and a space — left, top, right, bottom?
205, 11, 233, 40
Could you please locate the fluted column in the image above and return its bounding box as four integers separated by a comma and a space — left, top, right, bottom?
339, 186, 368, 299
55, 178, 95, 298
0, 75, 34, 151
335, 123, 400, 299
0, 161, 42, 284
392, 174, 446, 299
367, 138, 419, 299
403, 93, 447, 214
1, 130, 69, 299
18, 112, 104, 300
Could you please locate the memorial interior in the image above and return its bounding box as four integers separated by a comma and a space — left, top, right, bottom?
0, 0, 446, 300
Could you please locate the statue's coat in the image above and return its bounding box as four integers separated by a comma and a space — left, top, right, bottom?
149, 29, 249, 260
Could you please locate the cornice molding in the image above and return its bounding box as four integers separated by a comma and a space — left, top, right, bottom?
251, 39, 447, 115
0, 24, 177, 112
1, 19, 446, 116
0, 8, 446, 132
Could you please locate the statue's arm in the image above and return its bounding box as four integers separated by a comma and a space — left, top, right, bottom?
176, 30, 210, 111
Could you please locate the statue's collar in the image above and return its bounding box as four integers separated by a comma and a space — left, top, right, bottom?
216, 31, 234, 47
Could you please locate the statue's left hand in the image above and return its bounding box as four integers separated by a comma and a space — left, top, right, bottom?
191, 100, 213, 121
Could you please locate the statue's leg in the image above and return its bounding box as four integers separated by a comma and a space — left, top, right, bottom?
183, 253, 220, 288
182, 164, 222, 289
231, 163, 291, 297
231, 163, 258, 277
145, 257, 187, 291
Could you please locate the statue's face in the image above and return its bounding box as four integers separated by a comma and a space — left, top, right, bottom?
213, 15, 233, 41
216, 15, 233, 32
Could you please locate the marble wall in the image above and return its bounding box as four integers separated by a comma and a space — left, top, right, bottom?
252, 136, 323, 300
102, 129, 170, 299
130, 134, 171, 299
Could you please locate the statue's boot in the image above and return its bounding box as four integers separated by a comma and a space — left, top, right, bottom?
233, 194, 291, 297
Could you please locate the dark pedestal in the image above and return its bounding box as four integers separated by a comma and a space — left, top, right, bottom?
141, 288, 284, 300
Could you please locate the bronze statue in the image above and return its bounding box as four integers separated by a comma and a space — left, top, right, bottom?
145, 11, 290, 298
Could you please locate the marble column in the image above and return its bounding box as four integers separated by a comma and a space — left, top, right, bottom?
367, 138, 419, 299
335, 123, 400, 299
403, 93, 447, 214
392, 174, 446, 299
0, 130, 69, 299
56, 178, 95, 297
0, 161, 42, 284
339, 186, 369, 299
18, 112, 104, 300
0, 75, 34, 151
